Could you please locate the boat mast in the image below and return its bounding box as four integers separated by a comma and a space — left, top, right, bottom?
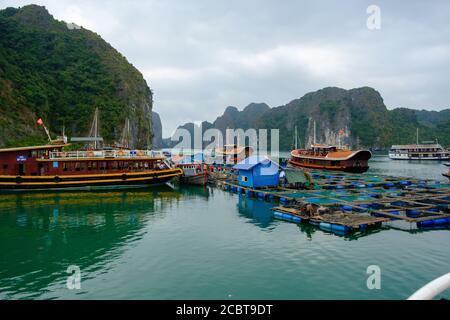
294, 126, 298, 149
88, 107, 100, 149
120, 118, 131, 149
416, 127, 419, 145
313, 121, 316, 145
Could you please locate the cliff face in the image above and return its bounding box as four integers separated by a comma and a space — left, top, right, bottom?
151, 111, 163, 148
0, 5, 153, 148
167, 87, 450, 150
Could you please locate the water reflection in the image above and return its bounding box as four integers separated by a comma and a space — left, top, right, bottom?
237, 195, 275, 229
0, 186, 183, 299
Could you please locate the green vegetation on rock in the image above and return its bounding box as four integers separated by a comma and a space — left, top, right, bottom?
0, 5, 153, 148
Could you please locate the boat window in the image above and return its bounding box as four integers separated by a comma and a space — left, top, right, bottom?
112, 161, 118, 170
3, 164, 8, 169
63, 163, 68, 171
80, 162, 87, 171
75, 162, 80, 171
92, 161, 97, 169
242, 176, 248, 182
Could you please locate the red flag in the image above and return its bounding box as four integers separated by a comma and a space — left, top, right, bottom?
37, 118, 44, 126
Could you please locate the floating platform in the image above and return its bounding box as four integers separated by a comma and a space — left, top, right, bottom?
213, 169, 450, 229
272, 204, 389, 233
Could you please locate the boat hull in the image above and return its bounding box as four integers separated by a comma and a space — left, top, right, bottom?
389, 153, 450, 160
181, 173, 207, 185
288, 160, 369, 173
0, 169, 183, 191
289, 149, 371, 174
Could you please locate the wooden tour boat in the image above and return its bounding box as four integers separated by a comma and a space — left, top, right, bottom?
0, 115, 182, 191
214, 144, 253, 165
289, 144, 372, 173
0, 144, 183, 191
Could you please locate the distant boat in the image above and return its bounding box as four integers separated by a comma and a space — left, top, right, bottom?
389, 143, 450, 160
289, 144, 372, 173
214, 144, 253, 165
288, 121, 371, 173
389, 128, 450, 160
174, 153, 208, 186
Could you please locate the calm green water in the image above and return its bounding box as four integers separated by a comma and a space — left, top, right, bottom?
0, 155, 449, 300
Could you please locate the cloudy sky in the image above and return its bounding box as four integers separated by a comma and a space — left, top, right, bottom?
2, 0, 450, 136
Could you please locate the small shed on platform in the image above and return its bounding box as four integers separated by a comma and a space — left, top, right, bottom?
233, 156, 279, 188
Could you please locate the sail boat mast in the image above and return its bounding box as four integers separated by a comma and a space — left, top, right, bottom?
416, 127, 419, 145
294, 126, 298, 149
313, 121, 316, 145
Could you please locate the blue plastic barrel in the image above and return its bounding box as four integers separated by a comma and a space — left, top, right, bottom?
273, 211, 283, 219
280, 198, 289, 203
320, 222, 332, 230
341, 205, 353, 211
331, 224, 350, 232
257, 192, 265, 199
406, 210, 421, 218
417, 220, 434, 228
434, 218, 448, 225
292, 216, 302, 223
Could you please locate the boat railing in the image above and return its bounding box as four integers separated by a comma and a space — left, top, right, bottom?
49, 150, 166, 160
408, 273, 450, 300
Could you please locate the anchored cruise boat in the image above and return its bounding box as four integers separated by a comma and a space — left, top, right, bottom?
289, 144, 372, 173
389, 143, 450, 160
389, 129, 450, 160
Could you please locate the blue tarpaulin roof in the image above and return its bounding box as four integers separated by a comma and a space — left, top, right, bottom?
233, 155, 278, 171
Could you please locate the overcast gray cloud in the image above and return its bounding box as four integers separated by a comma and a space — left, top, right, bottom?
2, 0, 450, 136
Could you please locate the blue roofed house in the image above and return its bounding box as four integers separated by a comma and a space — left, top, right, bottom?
233, 156, 280, 188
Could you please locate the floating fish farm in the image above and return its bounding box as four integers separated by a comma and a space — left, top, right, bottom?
214, 170, 450, 234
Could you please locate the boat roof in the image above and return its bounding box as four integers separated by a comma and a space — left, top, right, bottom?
0, 144, 68, 153
391, 144, 443, 149
291, 149, 371, 161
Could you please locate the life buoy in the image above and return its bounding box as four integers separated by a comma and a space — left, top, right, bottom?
15, 176, 22, 184
86, 151, 95, 157
117, 150, 126, 157
137, 150, 145, 157
54, 176, 61, 183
